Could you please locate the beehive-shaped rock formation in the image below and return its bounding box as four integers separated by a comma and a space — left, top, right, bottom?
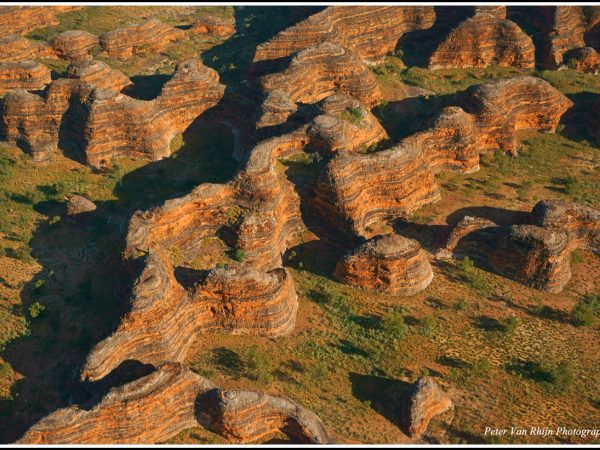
0, 60, 51, 94
253, 6, 435, 66
0, 59, 224, 167
334, 234, 433, 296
258, 42, 381, 128
67, 60, 132, 92
0, 35, 55, 63
458, 76, 573, 155
52, 30, 99, 61
190, 15, 236, 38
197, 388, 334, 443
401, 377, 452, 438
18, 363, 334, 444
428, 12, 535, 69
99, 19, 187, 59
0, 6, 80, 36
307, 94, 388, 153
314, 76, 570, 238
81, 252, 298, 382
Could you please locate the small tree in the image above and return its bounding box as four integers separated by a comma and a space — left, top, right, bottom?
28, 302, 45, 319
571, 301, 596, 327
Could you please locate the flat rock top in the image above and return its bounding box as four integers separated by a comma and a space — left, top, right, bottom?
354, 234, 421, 258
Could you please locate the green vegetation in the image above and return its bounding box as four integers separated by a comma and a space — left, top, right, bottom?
458, 256, 494, 296
232, 248, 245, 262
245, 345, 272, 383
28, 302, 45, 319
338, 106, 365, 126
571, 294, 600, 327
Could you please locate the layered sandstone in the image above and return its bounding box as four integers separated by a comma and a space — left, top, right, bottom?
18, 363, 214, 444
307, 94, 388, 153
81, 252, 298, 382
435, 215, 498, 260
258, 42, 381, 127
437, 200, 600, 292
457, 76, 573, 155
190, 15, 236, 38
564, 46, 600, 72
334, 234, 433, 296
0, 6, 80, 36
531, 199, 600, 253
52, 30, 99, 62
19, 363, 332, 444
428, 12, 535, 69
313, 76, 570, 238
67, 60, 132, 92
0, 35, 55, 63
197, 389, 334, 443
401, 377, 452, 438
0, 60, 51, 94
100, 19, 187, 59
253, 6, 435, 66
0, 59, 224, 167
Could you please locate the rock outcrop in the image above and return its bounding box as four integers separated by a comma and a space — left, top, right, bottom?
258, 42, 381, 128
18, 363, 213, 444
190, 15, 236, 38
0, 59, 224, 167
0, 6, 80, 36
253, 6, 436, 66
19, 363, 332, 444
307, 94, 388, 154
52, 30, 99, 61
457, 76, 573, 155
99, 19, 187, 59
81, 252, 298, 382
313, 76, 570, 238
82, 129, 311, 381
563, 46, 600, 72
66, 194, 97, 216
0, 35, 55, 63
439, 200, 599, 292
532, 199, 600, 253
197, 389, 334, 443
334, 234, 433, 296
401, 377, 452, 438
66, 60, 132, 92
428, 12, 535, 69
0, 60, 51, 94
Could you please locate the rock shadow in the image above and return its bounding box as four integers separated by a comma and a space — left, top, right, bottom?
349, 372, 411, 428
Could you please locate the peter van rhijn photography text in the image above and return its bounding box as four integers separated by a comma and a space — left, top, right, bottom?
0, 1, 598, 447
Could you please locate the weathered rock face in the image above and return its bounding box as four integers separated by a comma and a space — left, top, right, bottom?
401, 377, 452, 438
0, 35, 55, 63
67, 60, 132, 92
197, 389, 334, 444
458, 76, 573, 155
19, 363, 333, 444
435, 215, 498, 260
313, 76, 571, 238
99, 19, 187, 59
538, 6, 600, 68
258, 42, 381, 128
490, 224, 572, 293
307, 94, 388, 154
18, 363, 214, 444
334, 234, 433, 296
532, 199, 600, 253
0, 60, 224, 167
428, 12, 535, 69
563, 46, 600, 72
253, 6, 435, 66
439, 200, 600, 292
190, 15, 236, 38
0, 6, 80, 36
52, 30, 99, 61
0, 60, 51, 94
66, 194, 97, 216
81, 255, 298, 382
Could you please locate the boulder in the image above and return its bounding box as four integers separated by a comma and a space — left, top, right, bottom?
401, 377, 452, 438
